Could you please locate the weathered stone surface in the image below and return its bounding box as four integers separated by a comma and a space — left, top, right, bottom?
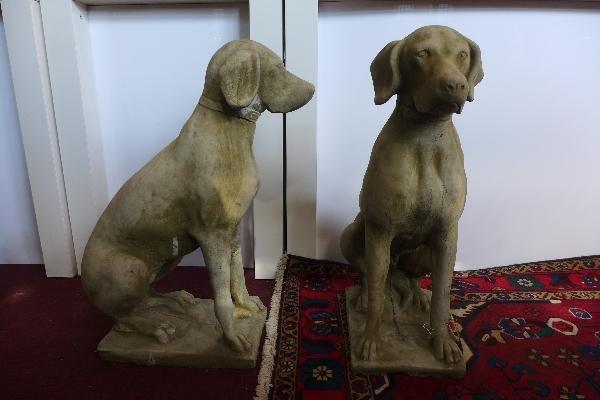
97, 296, 267, 368
80, 39, 314, 364
340, 25, 483, 368
346, 286, 465, 377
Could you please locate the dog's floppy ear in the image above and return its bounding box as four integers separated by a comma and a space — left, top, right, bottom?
219, 49, 260, 108
466, 38, 483, 102
370, 40, 404, 105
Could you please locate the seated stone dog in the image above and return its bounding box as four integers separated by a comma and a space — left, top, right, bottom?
82, 39, 314, 353
341, 25, 483, 364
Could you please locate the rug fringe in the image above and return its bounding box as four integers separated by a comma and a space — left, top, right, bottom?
254, 253, 288, 400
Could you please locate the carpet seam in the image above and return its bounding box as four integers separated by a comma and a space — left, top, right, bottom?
254, 253, 288, 400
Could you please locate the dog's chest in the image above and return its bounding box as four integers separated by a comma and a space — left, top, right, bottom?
365, 127, 466, 232
218, 168, 258, 217
194, 158, 259, 227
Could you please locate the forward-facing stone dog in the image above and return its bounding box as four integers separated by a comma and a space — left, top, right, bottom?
340, 26, 483, 364
82, 39, 314, 353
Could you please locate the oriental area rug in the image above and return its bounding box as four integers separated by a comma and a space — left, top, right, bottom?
255, 254, 600, 400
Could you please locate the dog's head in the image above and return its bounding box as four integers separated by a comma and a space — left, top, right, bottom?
202, 39, 314, 116
371, 26, 483, 117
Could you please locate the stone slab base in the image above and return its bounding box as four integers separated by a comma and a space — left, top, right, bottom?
345, 286, 465, 377
97, 296, 267, 368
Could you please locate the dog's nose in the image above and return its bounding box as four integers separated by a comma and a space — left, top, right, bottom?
442, 79, 466, 95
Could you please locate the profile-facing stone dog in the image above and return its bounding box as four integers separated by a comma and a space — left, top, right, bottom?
340, 26, 483, 364
82, 39, 314, 353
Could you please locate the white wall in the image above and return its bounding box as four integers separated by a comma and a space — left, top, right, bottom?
88, 4, 249, 266
317, 3, 600, 269
0, 14, 43, 264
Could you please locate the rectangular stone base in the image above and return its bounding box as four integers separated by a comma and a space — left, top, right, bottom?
345, 286, 465, 377
97, 296, 267, 368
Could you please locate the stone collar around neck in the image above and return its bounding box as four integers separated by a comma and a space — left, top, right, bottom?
199, 95, 265, 123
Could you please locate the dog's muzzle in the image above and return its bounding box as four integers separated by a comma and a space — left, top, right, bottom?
199, 95, 266, 123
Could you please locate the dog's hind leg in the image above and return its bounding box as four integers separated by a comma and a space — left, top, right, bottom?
82, 247, 178, 344
409, 277, 430, 312
340, 212, 368, 311
390, 268, 412, 309
149, 256, 200, 312
391, 269, 430, 313
114, 312, 177, 344
393, 246, 432, 312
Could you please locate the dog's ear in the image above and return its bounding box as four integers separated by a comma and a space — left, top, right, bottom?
370, 40, 404, 105
466, 38, 483, 102
219, 49, 260, 108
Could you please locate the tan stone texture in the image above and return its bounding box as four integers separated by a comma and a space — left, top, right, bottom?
97, 296, 267, 368
340, 25, 483, 370
81, 39, 314, 366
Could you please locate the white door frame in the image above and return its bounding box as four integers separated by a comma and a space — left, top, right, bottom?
39, 0, 109, 275
249, 0, 285, 278
1, 0, 77, 277
284, 0, 318, 259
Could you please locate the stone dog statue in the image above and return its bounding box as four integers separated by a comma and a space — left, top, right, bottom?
341, 26, 483, 366
82, 40, 314, 356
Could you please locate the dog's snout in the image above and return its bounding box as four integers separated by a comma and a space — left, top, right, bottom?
441, 79, 467, 95
262, 71, 315, 113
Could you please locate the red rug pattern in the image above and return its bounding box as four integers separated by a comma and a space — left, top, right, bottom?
269, 255, 600, 400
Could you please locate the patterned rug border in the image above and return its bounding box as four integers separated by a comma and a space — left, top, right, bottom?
451, 289, 600, 302
454, 254, 600, 277
286, 253, 600, 277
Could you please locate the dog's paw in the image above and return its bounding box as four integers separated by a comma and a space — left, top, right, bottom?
154, 322, 177, 344
431, 332, 462, 364
358, 334, 379, 361
413, 288, 431, 312
224, 332, 252, 353
115, 316, 178, 344
234, 296, 265, 318
356, 290, 368, 312
165, 290, 199, 307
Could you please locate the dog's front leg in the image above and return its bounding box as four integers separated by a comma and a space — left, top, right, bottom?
430, 228, 462, 364
358, 221, 391, 361
230, 227, 265, 316
199, 230, 251, 353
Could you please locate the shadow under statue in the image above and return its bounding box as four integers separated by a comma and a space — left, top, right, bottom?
81, 39, 314, 368
340, 25, 484, 377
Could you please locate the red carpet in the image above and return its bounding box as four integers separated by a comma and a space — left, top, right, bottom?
265, 255, 600, 400
0, 264, 273, 400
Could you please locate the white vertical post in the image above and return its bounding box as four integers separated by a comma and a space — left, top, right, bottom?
249, 0, 284, 278
1, 0, 77, 277
284, 0, 318, 258
39, 0, 108, 273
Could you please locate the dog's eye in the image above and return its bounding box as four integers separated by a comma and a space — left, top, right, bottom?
458, 50, 468, 59
416, 49, 429, 58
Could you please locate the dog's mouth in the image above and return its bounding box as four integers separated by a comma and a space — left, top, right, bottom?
432, 102, 463, 115
400, 95, 466, 122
